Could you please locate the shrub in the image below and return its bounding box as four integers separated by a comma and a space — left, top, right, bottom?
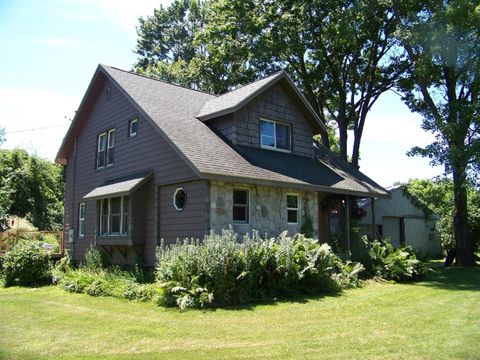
83, 245, 104, 271
155, 229, 360, 308
57, 264, 157, 302
352, 236, 429, 281
2, 240, 52, 286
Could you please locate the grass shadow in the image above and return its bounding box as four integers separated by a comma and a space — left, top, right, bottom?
205, 290, 344, 312
415, 261, 480, 291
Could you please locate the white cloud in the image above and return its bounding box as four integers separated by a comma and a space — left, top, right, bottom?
0, 87, 77, 161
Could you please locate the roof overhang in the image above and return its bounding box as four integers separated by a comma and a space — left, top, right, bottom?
82, 172, 152, 200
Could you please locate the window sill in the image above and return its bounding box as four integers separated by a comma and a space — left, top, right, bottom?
95, 236, 131, 246
260, 145, 292, 154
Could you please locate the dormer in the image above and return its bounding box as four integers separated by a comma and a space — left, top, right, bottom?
196, 71, 325, 158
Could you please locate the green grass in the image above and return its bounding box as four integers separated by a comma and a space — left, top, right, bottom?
0, 263, 479, 360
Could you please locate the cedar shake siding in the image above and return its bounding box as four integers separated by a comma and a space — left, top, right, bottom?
159, 180, 210, 244
63, 79, 198, 265
209, 82, 315, 158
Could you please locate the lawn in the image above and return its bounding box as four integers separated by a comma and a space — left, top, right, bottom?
0, 263, 479, 360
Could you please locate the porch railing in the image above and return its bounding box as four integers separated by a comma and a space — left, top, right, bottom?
0, 231, 64, 258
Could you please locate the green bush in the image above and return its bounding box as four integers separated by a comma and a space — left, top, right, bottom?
57, 264, 157, 302
2, 240, 52, 286
155, 229, 362, 308
352, 236, 429, 281
83, 245, 104, 271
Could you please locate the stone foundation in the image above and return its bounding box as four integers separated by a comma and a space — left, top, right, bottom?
210, 181, 318, 238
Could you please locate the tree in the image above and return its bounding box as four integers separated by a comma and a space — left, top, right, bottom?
403, 178, 480, 255
135, 0, 407, 165
396, 0, 480, 265
0, 149, 64, 230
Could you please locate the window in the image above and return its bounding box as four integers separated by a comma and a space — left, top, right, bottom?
233, 189, 249, 223
260, 119, 291, 151
97, 129, 115, 169
98, 196, 129, 236
128, 118, 138, 137
173, 188, 186, 211
78, 203, 85, 237
287, 194, 299, 224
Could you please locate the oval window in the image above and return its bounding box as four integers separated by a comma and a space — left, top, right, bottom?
173, 188, 186, 211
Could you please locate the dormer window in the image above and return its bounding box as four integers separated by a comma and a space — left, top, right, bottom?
260, 119, 291, 152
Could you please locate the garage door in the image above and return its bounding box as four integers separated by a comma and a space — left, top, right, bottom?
382, 217, 401, 247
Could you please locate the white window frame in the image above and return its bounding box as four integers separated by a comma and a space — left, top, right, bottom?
78, 203, 85, 237
173, 188, 187, 211
106, 129, 115, 167
98, 196, 129, 236
287, 194, 300, 225
232, 188, 250, 224
129, 118, 138, 137
97, 132, 107, 169
260, 118, 291, 153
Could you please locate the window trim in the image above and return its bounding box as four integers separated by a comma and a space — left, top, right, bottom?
96, 129, 115, 169
173, 188, 187, 211
98, 196, 129, 237
286, 194, 300, 225
78, 203, 85, 237
128, 117, 138, 138
232, 188, 250, 224
260, 118, 292, 153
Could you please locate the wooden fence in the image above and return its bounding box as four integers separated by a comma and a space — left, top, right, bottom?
0, 231, 64, 259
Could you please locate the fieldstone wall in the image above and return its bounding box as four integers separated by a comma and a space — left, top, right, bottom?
210, 181, 318, 238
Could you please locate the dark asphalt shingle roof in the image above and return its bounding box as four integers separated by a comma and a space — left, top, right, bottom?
62, 65, 388, 198
83, 172, 152, 200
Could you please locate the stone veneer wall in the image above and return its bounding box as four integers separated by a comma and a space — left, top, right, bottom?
210, 181, 318, 238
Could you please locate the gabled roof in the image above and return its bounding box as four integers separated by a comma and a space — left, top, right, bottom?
56, 65, 388, 198
196, 71, 326, 133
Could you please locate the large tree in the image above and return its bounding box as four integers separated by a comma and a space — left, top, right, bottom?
396, 0, 480, 265
0, 149, 64, 230
135, 0, 407, 165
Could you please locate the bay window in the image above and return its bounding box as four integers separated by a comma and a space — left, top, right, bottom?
98, 196, 129, 236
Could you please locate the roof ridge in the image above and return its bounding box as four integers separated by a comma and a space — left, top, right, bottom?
101, 64, 216, 97
219, 70, 285, 95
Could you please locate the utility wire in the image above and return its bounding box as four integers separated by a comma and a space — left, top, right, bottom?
5, 123, 69, 134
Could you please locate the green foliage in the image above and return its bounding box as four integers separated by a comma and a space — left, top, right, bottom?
0, 149, 64, 230
135, 0, 406, 162
299, 199, 314, 238
403, 178, 480, 253
2, 240, 52, 287
58, 265, 157, 302
352, 236, 429, 282
83, 245, 104, 272
155, 229, 361, 308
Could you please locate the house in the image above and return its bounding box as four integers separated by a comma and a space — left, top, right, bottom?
56, 65, 389, 265
357, 186, 441, 257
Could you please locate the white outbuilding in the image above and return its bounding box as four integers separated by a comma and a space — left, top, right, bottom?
358, 186, 441, 257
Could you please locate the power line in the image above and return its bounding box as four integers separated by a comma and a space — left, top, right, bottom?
5, 123, 69, 134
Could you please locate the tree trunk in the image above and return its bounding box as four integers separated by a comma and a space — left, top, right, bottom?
452, 166, 475, 266
351, 133, 361, 169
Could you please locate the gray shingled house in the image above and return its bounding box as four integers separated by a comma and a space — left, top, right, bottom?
56, 65, 388, 265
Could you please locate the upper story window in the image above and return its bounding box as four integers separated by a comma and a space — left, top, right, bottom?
233, 189, 249, 223
260, 118, 291, 152
287, 194, 299, 224
128, 118, 138, 137
97, 129, 115, 169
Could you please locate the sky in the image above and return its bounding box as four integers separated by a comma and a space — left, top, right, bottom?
0, 0, 444, 187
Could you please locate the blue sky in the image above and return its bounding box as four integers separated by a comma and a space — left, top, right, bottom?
0, 0, 443, 187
